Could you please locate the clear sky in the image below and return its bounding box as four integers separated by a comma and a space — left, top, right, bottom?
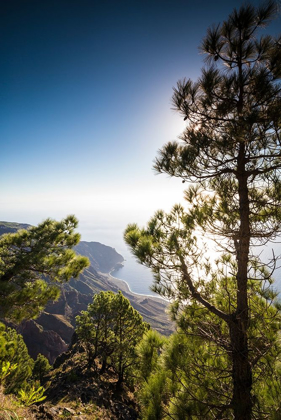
1, 0, 280, 247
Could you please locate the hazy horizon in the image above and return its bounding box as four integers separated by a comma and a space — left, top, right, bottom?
2, 0, 281, 265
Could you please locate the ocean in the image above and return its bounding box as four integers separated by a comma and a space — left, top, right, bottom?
80, 225, 281, 297
80, 225, 158, 296
111, 247, 281, 298
111, 248, 157, 297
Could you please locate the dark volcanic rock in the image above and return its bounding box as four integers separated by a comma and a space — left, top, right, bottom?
44, 284, 93, 320
17, 320, 68, 364
36, 312, 74, 344
45, 347, 139, 420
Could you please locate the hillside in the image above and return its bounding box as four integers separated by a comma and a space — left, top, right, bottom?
0, 341, 141, 420
75, 240, 124, 273
0, 222, 173, 363
0, 221, 30, 234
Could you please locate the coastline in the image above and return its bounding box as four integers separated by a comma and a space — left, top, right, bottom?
104, 269, 174, 335
108, 269, 166, 302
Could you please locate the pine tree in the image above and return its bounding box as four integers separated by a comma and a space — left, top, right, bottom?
136, 329, 166, 383
76, 291, 115, 369
0, 325, 34, 394
111, 291, 149, 386
76, 291, 148, 385
137, 284, 281, 418
32, 354, 51, 384
0, 215, 89, 322
125, 2, 281, 418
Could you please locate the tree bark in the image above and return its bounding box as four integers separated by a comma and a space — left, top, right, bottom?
230, 320, 252, 419
231, 143, 252, 419
100, 357, 106, 373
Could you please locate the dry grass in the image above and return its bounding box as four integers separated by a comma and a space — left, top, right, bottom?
0, 387, 35, 420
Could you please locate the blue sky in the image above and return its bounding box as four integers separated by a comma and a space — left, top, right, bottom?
1, 0, 280, 247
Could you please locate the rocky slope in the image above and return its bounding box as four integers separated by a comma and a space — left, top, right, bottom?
33, 345, 139, 420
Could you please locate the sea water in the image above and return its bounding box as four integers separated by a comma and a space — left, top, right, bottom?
111, 248, 157, 297
80, 224, 157, 296
80, 225, 281, 296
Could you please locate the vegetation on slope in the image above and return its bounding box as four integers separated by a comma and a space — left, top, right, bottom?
0, 216, 89, 322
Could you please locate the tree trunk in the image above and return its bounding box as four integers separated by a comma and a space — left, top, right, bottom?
87, 347, 94, 368
231, 143, 252, 419
100, 357, 106, 373
116, 366, 124, 388
230, 320, 252, 419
